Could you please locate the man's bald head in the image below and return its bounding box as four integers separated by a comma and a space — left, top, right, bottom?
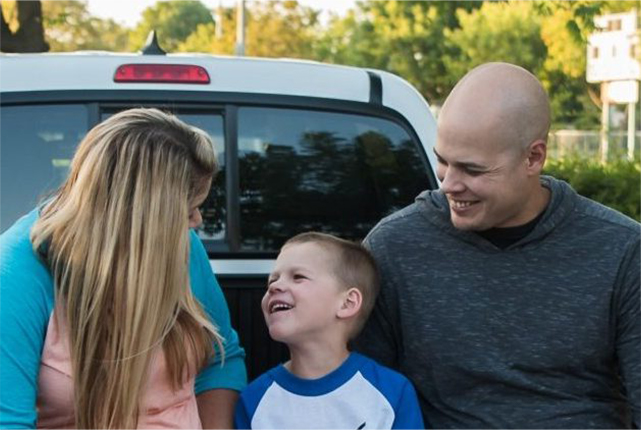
439, 62, 551, 154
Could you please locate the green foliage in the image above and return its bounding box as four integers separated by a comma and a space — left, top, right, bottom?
315, 1, 481, 103
128, 1, 213, 52
179, 1, 319, 58
444, 1, 547, 83
544, 157, 641, 221
3, 0, 129, 51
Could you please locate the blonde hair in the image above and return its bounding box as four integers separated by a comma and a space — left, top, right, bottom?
283, 232, 380, 338
31, 108, 223, 429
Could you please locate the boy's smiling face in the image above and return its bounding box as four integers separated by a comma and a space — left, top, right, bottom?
262, 242, 347, 346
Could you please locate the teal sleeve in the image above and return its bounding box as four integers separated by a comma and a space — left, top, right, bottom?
189, 230, 247, 394
0, 211, 54, 428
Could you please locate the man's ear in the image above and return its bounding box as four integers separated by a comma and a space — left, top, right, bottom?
525, 139, 547, 175
337, 288, 362, 320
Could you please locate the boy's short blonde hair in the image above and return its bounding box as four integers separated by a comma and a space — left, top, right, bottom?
282, 232, 380, 339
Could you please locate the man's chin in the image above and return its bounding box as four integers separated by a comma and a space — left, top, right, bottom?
450, 215, 484, 232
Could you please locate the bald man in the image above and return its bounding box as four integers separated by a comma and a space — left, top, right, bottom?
355, 63, 640, 428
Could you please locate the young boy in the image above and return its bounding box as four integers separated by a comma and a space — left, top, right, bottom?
234, 232, 424, 429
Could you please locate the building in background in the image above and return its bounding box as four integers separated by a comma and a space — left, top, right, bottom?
587, 9, 640, 162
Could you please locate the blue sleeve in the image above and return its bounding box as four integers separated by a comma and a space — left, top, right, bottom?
189, 230, 247, 394
233, 371, 274, 429
0, 211, 54, 428
392, 380, 425, 429
233, 395, 252, 429
360, 356, 425, 429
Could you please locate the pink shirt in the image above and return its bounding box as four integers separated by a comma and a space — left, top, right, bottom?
36, 311, 202, 429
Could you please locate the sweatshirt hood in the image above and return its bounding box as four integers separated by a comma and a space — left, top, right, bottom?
414, 176, 577, 250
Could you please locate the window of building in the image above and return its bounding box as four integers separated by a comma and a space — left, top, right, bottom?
608, 19, 622, 31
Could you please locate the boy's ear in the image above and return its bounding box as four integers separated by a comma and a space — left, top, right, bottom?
337, 288, 362, 320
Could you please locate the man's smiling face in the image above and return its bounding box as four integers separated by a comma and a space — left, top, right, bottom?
434, 118, 531, 232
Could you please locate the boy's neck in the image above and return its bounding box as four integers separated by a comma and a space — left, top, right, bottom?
285, 343, 350, 379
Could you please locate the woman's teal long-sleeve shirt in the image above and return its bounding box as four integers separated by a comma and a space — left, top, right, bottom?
0, 209, 247, 428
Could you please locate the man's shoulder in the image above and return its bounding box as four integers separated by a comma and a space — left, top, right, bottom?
0, 210, 51, 288
573, 193, 640, 236
546, 175, 639, 235
367, 196, 430, 239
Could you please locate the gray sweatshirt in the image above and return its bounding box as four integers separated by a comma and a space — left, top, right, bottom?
356, 176, 640, 429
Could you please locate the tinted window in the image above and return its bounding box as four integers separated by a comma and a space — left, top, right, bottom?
101, 110, 226, 243
238, 107, 430, 251
1, 104, 88, 233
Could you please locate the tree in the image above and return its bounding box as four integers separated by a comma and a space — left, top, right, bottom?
315, 1, 481, 103
179, 1, 320, 59
128, 1, 214, 52
41, 1, 129, 52
1, 0, 48, 52
444, 1, 547, 83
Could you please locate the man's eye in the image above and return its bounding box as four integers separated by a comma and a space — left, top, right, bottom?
464, 169, 484, 176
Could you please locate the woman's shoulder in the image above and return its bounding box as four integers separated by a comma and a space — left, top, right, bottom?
0, 209, 54, 301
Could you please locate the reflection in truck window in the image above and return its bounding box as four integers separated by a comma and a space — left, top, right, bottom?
1, 104, 88, 233
238, 107, 430, 251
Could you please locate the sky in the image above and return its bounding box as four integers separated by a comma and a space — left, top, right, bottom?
86, 0, 356, 28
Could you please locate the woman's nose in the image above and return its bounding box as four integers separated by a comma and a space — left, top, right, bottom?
189, 208, 203, 229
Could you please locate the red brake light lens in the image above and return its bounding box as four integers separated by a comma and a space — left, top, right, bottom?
114, 64, 210, 84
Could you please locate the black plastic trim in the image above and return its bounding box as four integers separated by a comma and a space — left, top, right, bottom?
367, 71, 383, 105
2, 90, 401, 126
224, 105, 241, 252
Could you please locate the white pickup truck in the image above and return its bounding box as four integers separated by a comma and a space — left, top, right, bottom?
0, 37, 438, 379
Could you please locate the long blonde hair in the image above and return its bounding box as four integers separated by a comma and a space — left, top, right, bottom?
31, 108, 223, 429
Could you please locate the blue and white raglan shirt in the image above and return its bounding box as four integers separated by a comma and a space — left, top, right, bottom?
234, 352, 424, 429
0, 209, 247, 428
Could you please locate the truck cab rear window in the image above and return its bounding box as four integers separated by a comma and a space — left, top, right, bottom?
2, 103, 430, 253
237, 107, 430, 251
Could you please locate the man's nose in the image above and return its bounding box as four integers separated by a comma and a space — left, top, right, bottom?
440, 167, 465, 194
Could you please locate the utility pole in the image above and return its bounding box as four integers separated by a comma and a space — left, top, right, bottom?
601, 83, 610, 163
235, 0, 245, 56
628, 98, 637, 160
215, 0, 223, 40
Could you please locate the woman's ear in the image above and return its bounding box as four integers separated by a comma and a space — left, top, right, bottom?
337, 288, 362, 320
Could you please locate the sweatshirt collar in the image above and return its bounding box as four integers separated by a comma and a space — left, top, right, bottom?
416, 176, 577, 251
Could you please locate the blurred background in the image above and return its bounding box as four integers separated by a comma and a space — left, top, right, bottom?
1, 0, 639, 220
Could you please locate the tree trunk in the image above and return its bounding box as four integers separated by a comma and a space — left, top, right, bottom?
1, 1, 49, 53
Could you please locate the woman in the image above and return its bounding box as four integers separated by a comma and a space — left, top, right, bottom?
0, 108, 246, 428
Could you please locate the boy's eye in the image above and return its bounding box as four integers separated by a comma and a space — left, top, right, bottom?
293, 274, 307, 281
